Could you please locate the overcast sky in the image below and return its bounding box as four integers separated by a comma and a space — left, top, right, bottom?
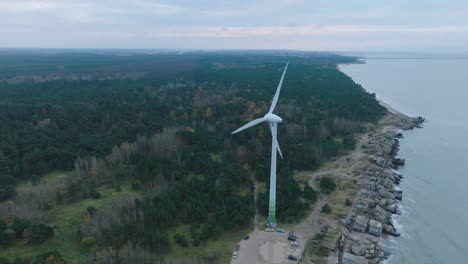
2, 0, 468, 52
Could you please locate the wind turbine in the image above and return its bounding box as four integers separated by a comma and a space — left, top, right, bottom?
232, 62, 289, 227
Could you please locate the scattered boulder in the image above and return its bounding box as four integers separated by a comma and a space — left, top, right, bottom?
392, 158, 405, 166
383, 224, 400, 236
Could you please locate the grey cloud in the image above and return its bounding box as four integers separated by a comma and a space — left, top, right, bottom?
1, 0, 467, 51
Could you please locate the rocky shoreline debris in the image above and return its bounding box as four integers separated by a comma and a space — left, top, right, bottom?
335, 114, 425, 264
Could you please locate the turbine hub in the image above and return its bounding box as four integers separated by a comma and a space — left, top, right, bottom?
264, 113, 282, 123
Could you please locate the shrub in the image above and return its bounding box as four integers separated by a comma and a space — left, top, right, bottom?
0, 174, 16, 201
12, 218, 31, 239
321, 204, 332, 214
66, 182, 81, 200
0, 257, 11, 264
0, 230, 13, 248
303, 185, 317, 203
131, 182, 142, 190
30, 175, 41, 186
4, 229, 15, 241
81, 236, 96, 247
319, 177, 336, 194
173, 233, 189, 248
0, 220, 14, 247
33, 250, 65, 264
345, 198, 352, 206
11, 258, 26, 264
28, 224, 54, 244
343, 135, 356, 150
86, 206, 97, 216
89, 188, 101, 199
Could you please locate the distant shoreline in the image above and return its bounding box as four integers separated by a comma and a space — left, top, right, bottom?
327, 62, 425, 263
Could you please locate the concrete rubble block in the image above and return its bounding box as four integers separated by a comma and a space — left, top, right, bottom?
352, 215, 370, 232
368, 219, 383, 236
373, 206, 391, 224
343, 252, 369, 264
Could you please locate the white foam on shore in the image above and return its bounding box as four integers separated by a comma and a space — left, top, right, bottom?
377, 192, 407, 264
392, 213, 405, 236
382, 163, 412, 264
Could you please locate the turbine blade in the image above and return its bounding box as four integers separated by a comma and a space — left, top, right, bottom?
232, 117, 266, 134
269, 123, 283, 159
276, 139, 283, 159
268, 62, 289, 113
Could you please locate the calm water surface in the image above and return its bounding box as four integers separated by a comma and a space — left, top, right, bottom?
340, 54, 468, 264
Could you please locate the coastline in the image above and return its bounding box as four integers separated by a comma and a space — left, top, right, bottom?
232, 61, 425, 264
311, 103, 424, 264
231, 100, 424, 264
336, 55, 468, 263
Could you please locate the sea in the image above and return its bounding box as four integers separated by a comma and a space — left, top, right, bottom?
340, 52, 468, 264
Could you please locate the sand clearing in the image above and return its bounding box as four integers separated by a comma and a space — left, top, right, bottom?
259, 240, 291, 263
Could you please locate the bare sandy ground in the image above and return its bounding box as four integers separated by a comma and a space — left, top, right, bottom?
234, 228, 310, 264
233, 172, 327, 264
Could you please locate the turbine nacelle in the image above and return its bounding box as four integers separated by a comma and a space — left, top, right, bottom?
264, 113, 282, 124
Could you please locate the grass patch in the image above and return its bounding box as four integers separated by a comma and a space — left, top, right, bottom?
293, 171, 312, 183
16, 171, 66, 192
256, 182, 267, 193
324, 177, 360, 218
237, 186, 251, 196
0, 172, 141, 264
351, 161, 370, 174
319, 177, 336, 194
303, 233, 329, 264
2, 171, 251, 264
303, 228, 339, 264
321, 229, 339, 251
168, 225, 253, 263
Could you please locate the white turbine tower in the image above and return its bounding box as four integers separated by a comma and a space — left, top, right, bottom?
232, 62, 289, 227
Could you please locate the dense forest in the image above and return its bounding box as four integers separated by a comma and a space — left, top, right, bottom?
0, 50, 385, 263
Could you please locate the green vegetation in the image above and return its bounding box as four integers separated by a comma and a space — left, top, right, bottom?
28, 224, 54, 245
258, 166, 316, 222
304, 184, 318, 203
343, 135, 357, 150
173, 233, 189, 248
32, 251, 66, 264
0, 173, 142, 264
0, 173, 16, 201
304, 228, 339, 264
325, 177, 360, 218
0, 51, 386, 263
319, 177, 337, 194
321, 204, 332, 214
304, 233, 328, 264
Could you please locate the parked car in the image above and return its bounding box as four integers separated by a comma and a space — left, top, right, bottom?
321, 225, 329, 233
290, 241, 299, 247
235, 244, 240, 251
288, 255, 298, 261
265, 228, 274, 232
276, 228, 285, 233
233, 252, 238, 259
243, 235, 250, 240
288, 232, 297, 238
287, 236, 296, 241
